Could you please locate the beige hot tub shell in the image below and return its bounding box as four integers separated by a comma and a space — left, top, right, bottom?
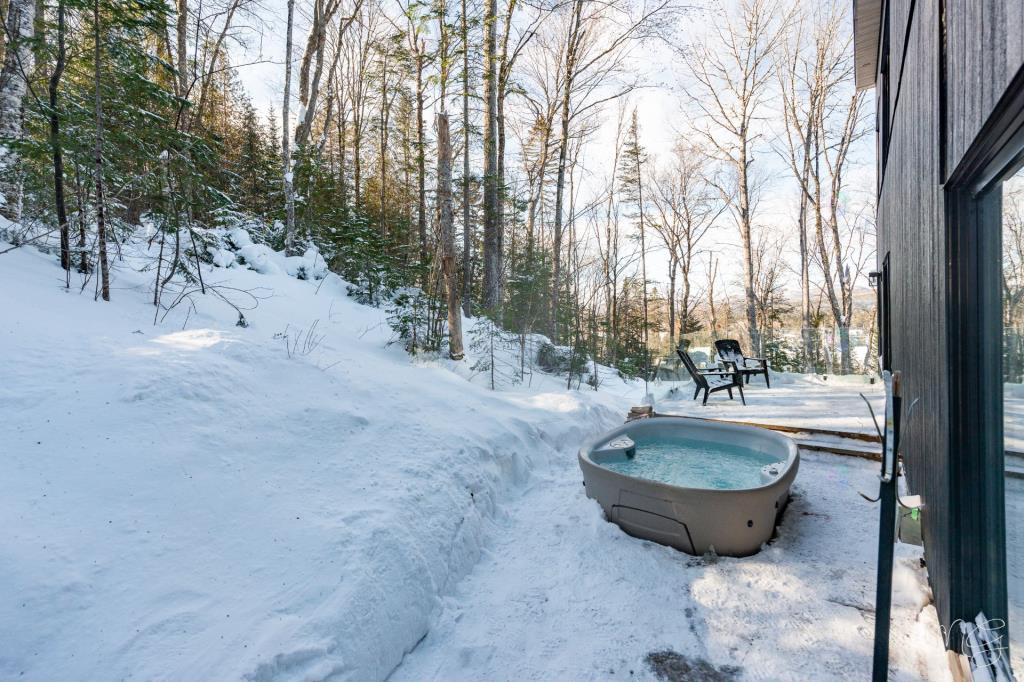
578, 416, 799, 557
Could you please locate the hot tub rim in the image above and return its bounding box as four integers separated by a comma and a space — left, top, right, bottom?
579, 415, 799, 495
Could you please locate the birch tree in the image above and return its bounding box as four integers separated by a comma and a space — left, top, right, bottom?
0, 0, 35, 219
92, 0, 109, 301
282, 0, 297, 252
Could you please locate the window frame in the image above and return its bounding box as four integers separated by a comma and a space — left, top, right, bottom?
944, 63, 1024, 662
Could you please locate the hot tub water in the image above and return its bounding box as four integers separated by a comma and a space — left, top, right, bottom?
599, 434, 779, 490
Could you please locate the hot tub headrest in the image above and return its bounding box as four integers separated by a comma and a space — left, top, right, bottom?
593, 435, 636, 459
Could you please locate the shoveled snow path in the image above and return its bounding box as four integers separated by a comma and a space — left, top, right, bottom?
387, 450, 951, 682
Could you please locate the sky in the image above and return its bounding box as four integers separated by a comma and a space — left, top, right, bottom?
229, 0, 878, 303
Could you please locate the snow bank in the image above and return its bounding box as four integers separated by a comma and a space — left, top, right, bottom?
216, 228, 328, 281
0, 236, 631, 682
237, 242, 282, 274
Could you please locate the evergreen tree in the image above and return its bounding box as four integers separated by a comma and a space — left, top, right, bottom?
617, 110, 651, 393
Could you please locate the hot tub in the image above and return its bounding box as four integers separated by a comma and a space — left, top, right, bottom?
579, 416, 798, 557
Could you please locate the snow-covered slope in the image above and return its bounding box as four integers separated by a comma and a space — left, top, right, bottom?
0, 239, 633, 681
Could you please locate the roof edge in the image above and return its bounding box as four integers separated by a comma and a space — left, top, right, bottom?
854, 0, 882, 91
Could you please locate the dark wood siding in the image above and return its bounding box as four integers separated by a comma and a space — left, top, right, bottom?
945, 0, 1024, 173
874, 0, 1024, 634
877, 0, 952, 628
886, 0, 913, 122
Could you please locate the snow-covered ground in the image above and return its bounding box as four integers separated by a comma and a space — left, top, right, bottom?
0, 235, 949, 681
654, 374, 885, 436
388, 451, 947, 682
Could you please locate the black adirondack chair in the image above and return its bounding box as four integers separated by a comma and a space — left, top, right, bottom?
714, 339, 770, 388
677, 350, 746, 406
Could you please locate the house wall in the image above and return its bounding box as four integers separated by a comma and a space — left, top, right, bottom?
875, 0, 1024, 632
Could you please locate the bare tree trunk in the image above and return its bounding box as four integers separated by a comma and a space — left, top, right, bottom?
813, 144, 843, 366
377, 48, 390, 235
494, 0, 518, 288
175, 0, 188, 97
416, 48, 427, 269
460, 0, 472, 316
864, 303, 876, 373
526, 120, 551, 253
73, 162, 88, 273
193, 0, 244, 124
282, 0, 297, 253
0, 0, 35, 219
337, 86, 347, 211
799, 182, 813, 370
0, 0, 8, 66
551, 0, 583, 341
92, 0, 109, 301
667, 260, 677, 347
680, 261, 691, 341
49, 0, 69, 277
438, 113, 464, 359
495, 83, 506, 279
737, 136, 759, 354
351, 62, 363, 208
295, 0, 359, 150
481, 0, 501, 312
778, 12, 821, 372
603, 113, 625, 360
796, 104, 815, 369
706, 259, 718, 336
435, 0, 463, 357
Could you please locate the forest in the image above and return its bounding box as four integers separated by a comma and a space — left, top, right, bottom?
0, 0, 874, 384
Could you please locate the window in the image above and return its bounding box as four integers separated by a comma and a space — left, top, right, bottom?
946, 68, 1024, 673
877, 3, 891, 185
1002, 168, 1024, 675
